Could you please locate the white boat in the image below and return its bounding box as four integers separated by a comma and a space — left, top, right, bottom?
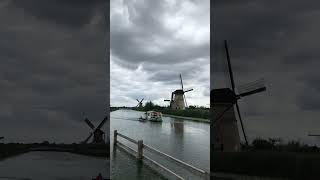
138, 116, 147, 122
146, 111, 162, 122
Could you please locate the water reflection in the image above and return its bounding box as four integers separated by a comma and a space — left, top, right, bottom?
170, 120, 184, 137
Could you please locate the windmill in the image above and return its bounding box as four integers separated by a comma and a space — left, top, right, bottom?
211, 40, 266, 152
164, 74, 193, 110
82, 116, 108, 144
136, 98, 144, 108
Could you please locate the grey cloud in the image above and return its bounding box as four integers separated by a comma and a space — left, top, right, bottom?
11, 0, 106, 28
111, 0, 209, 66
0, 1, 108, 143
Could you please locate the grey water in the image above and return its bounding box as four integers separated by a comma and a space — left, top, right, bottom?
0, 151, 109, 180
110, 109, 210, 180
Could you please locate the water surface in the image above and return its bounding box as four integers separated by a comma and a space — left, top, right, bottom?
111, 109, 210, 179
0, 152, 109, 180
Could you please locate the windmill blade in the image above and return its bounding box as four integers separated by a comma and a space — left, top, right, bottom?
83, 133, 93, 144
238, 87, 266, 97
140, 98, 144, 103
237, 78, 266, 97
0, 137, 4, 140
164, 99, 170, 101
180, 74, 184, 90
183, 94, 188, 107
235, 102, 248, 145
308, 134, 320, 137
136, 99, 140, 102
224, 40, 236, 91
85, 118, 95, 130
184, 88, 193, 93
96, 116, 108, 130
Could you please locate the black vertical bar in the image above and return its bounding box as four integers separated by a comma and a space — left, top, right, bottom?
224, 40, 236, 91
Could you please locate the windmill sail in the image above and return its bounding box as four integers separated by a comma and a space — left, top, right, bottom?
82, 116, 107, 144
180, 74, 184, 90
85, 118, 95, 129
224, 40, 249, 145
225, 40, 236, 91
237, 78, 266, 97
212, 40, 268, 151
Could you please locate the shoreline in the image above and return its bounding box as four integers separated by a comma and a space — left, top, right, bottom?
162, 114, 210, 123
111, 108, 210, 123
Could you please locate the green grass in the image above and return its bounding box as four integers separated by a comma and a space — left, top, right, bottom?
161, 108, 209, 119
212, 151, 320, 179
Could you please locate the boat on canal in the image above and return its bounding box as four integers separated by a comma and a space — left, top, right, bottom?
145, 111, 162, 122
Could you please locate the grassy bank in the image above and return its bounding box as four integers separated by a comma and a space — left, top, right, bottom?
162, 114, 210, 123
0, 142, 110, 159
31, 143, 110, 157
111, 107, 120, 112
212, 151, 320, 179
213, 139, 320, 179
0, 143, 30, 159
160, 108, 209, 119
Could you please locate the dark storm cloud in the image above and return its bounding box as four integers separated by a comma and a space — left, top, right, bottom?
213, 0, 320, 144
11, 0, 106, 28
0, 1, 108, 143
296, 74, 320, 111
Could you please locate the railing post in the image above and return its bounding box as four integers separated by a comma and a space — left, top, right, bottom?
204, 172, 210, 180
114, 130, 117, 146
137, 140, 143, 160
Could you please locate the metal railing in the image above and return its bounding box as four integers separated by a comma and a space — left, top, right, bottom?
113, 130, 210, 180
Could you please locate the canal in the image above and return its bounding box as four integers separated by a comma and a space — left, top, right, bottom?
110, 109, 210, 180
0, 152, 109, 180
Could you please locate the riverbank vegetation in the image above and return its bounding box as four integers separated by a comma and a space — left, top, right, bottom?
213, 138, 320, 179
132, 101, 210, 119
111, 107, 121, 112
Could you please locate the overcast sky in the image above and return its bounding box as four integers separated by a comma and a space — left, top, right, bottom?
110, 0, 210, 108
212, 0, 320, 145
0, 0, 108, 143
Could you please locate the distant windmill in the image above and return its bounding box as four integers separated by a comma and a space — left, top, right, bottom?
211, 40, 266, 152
164, 74, 193, 110
82, 116, 108, 144
136, 98, 144, 108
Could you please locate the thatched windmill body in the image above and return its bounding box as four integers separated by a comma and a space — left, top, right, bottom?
165, 74, 193, 110
211, 40, 266, 152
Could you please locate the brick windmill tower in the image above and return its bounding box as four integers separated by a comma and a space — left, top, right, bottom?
165, 74, 193, 110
